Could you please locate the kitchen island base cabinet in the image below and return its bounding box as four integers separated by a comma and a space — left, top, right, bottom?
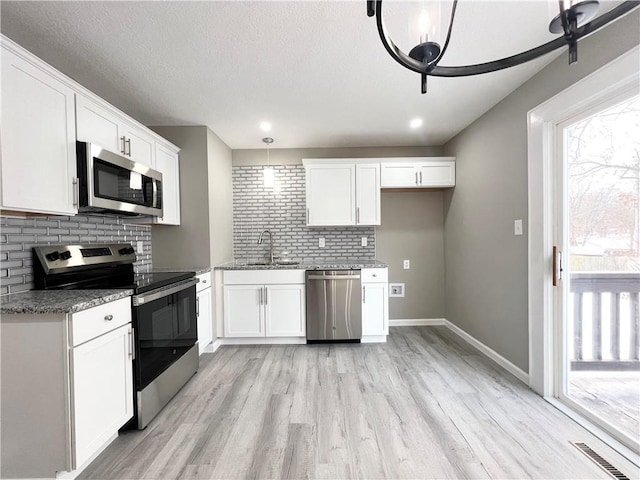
0, 297, 133, 479
223, 270, 306, 339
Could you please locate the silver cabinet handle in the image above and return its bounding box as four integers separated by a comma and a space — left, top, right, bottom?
362, 286, 366, 303
264, 287, 268, 305
104, 314, 113, 321
125, 138, 131, 157
128, 327, 135, 360
120, 136, 126, 155
419, 171, 423, 185
259, 288, 262, 305
196, 297, 200, 317
415, 171, 419, 184
72, 177, 79, 207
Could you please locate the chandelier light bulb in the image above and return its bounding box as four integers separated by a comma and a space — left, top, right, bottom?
419, 10, 430, 43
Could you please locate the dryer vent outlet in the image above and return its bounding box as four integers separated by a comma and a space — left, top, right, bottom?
389, 283, 405, 297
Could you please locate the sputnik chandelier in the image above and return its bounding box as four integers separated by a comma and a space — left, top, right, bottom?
366, 0, 640, 94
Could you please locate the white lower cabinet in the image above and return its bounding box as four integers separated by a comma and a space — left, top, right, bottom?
0, 296, 134, 478
196, 273, 213, 354
223, 270, 306, 339
71, 323, 133, 467
361, 268, 389, 338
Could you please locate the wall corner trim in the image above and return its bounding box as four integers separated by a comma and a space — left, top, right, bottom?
389, 318, 530, 385
442, 319, 530, 385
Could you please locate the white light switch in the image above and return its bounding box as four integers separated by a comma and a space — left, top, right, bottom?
514, 219, 523, 236
361, 237, 368, 247
403, 259, 410, 269
319, 238, 325, 248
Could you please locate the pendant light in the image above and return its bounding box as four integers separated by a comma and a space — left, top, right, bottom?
367, 0, 639, 94
262, 137, 274, 188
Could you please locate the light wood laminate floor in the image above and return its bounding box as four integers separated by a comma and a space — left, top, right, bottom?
80, 327, 634, 479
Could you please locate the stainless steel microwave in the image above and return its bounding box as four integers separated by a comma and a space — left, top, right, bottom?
76, 141, 163, 217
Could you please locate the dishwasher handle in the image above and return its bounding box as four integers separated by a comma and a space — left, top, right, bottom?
307, 274, 360, 280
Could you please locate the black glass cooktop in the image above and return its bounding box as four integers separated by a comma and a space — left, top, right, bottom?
133, 271, 195, 294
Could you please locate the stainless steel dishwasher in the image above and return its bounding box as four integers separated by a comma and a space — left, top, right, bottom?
305, 270, 362, 342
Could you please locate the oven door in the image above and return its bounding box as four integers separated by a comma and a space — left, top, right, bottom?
77, 141, 163, 217
132, 279, 197, 390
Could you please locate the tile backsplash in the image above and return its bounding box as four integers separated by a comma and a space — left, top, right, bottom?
0, 214, 152, 295
233, 165, 375, 261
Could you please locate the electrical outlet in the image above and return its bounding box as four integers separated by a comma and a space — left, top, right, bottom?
514, 219, 523, 236
136, 241, 144, 253
403, 259, 410, 269
319, 238, 325, 248
361, 237, 368, 247
389, 283, 405, 297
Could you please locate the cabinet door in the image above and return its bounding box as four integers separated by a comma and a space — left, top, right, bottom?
418, 162, 456, 187
306, 164, 355, 226
380, 163, 419, 188
71, 323, 133, 468
75, 95, 123, 155
123, 123, 155, 167
356, 163, 381, 225
154, 143, 181, 225
362, 283, 389, 336
265, 284, 305, 337
223, 285, 263, 337
1, 48, 77, 215
197, 287, 213, 354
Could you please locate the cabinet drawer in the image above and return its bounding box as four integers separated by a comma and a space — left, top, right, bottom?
196, 272, 212, 292
224, 269, 305, 285
70, 296, 131, 347
361, 268, 388, 283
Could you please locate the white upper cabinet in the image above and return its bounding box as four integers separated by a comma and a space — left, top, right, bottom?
303, 160, 380, 226
1, 44, 77, 215
154, 143, 181, 225
356, 163, 381, 225
380, 158, 456, 188
76, 94, 156, 168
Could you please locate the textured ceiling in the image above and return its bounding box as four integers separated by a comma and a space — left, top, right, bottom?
1, 1, 611, 149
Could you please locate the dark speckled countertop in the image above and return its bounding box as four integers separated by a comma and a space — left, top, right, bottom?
0, 289, 133, 315
152, 267, 211, 275
215, 259, 387, 270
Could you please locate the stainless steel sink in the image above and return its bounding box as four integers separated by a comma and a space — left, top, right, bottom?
244, 260, 300, 266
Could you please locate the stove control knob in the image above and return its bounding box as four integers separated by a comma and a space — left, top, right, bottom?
119, 247, 135, 255
45, 251, 60, 261
59, 250, 72, 260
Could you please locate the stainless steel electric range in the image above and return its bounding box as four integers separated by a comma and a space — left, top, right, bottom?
33, 243, 199, 429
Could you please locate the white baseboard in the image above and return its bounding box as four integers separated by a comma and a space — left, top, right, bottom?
389, 318, 446, 327
442, 319, 529, 385
219, 337, 307, 345
203, 339, 223, 353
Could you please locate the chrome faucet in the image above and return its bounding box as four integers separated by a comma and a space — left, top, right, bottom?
257, 230, 274, 264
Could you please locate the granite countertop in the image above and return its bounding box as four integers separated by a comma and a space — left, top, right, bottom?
215, 259, 388, 270
0, 289, 133, 315
152, 266, 212, 275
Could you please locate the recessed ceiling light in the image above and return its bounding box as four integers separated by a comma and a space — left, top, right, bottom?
260, 122, 272, 132
410, 118, 423, 129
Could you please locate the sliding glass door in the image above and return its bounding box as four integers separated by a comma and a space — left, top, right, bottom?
555, 92, 640, 453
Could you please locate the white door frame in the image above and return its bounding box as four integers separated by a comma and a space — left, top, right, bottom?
527, 46, 639, 458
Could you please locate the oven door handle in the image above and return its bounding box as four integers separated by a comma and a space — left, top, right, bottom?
132, 278, 198, 306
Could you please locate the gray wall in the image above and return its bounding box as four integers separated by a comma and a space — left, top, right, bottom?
442, 10, 640, 372
377, 191, 445, 320
150, 126, 233, 271
207, 128, 234, 266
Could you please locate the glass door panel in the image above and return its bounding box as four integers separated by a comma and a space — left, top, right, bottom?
559, 93, 640, 452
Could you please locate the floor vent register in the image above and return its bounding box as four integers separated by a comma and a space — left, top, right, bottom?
570, 442, 630, 480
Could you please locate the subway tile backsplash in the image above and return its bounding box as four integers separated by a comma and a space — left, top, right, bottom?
233, 165, 375, 261
0, 214, 152, 295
